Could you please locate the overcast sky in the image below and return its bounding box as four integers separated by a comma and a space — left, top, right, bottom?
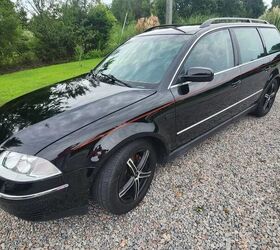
263, 0, 272, 7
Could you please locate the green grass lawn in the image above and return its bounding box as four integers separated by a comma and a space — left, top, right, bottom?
0, 58, 102, 106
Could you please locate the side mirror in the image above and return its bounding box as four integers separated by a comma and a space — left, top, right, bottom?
178, 67, 214, 83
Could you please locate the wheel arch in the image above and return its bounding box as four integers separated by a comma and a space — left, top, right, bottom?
268, 69, 280, 87
274, 75, 280, 90
89, 122, 170, 168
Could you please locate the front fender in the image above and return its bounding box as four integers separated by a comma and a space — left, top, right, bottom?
89, 122, 169, 165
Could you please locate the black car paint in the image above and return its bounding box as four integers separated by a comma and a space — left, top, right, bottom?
0, 77, 156, 155
0, 23, 279, 220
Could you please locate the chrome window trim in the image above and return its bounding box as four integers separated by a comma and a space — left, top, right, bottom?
168, 24, 275, 89
177, 89, 263, 135
0, 184, 69, 201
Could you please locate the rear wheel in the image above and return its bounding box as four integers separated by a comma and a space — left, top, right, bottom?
253, 79, 279, 117
92, 139, 156, 214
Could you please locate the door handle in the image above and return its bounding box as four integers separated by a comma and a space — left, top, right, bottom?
231, 80, 241, 88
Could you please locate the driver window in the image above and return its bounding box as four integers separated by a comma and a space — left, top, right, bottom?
183, 29, 234, 73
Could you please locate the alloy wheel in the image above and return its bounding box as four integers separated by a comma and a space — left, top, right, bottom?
118, 149, 152, 203
263, 81, 277, 112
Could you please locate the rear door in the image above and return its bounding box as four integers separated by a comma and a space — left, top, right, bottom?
230, 27, 270, 112
170, 29, 242, 146
258, 27, 280, 79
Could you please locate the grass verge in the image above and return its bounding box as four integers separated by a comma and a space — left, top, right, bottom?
0, 58, 102, 106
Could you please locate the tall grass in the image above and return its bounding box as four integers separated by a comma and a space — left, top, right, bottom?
261, 7, 280, 30
82, 23, 137, 60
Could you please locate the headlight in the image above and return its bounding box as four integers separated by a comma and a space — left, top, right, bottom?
0, 151, 62, 182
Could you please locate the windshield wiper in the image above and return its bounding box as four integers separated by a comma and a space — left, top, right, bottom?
100, 73, 131, 88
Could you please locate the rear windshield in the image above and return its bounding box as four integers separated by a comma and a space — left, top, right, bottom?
94, 35, 191, 88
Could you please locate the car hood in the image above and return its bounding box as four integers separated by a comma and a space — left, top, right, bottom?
0, 75, 156, 155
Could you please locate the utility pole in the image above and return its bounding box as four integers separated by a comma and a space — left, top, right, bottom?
166, 0, 173, 24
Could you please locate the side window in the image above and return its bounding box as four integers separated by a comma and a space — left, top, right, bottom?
183, 29, 234, 73
233, 28, 265, 64
259, 28, 280, 54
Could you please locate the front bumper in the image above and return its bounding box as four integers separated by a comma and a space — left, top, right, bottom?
0, 170, 89, 221
0, 184, 69, 200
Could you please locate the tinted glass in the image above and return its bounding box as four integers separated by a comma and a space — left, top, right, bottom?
234, 28, 264, 64
95, 35, 190, 88
183, 29, 234, 73
259, 28, 280, 54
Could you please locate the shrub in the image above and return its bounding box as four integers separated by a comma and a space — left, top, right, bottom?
83, 4, 117, 52
30, 14, 76, 62
105, 22, 138, 54
84, 49, 105, 59
0, 29, 39, 69
16, 30, 38, 63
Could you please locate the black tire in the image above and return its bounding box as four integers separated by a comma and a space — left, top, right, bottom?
92, 139, 157, 214
253, 79, 279, 117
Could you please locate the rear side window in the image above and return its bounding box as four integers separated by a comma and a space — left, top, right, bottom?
233, 28, 264, 64
259, 28, 280, 54
184, 29, 234, 73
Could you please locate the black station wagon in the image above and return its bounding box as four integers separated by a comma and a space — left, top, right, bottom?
0, 18, 279, 221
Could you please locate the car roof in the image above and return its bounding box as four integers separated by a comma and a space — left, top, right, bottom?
140, 18, 276, 37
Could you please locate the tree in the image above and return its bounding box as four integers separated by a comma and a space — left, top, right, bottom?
30, 12, 76, 62
175, 0, 218, 17
272, 0, 280, 7
134, 0, 151, 19
216, 0, 245, 16
153, 0, 166, 23
111, 0, 135, 22
82, 4, 116, 51
243, 0, 265, 18
153, 0, 247, 24
111, 0, 151, 23
0, 0, 21, 66
191, 0, 218, 16
17, 6, 29, 27
61, 0, 87, 48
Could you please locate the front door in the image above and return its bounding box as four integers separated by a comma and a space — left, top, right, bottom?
170, 29, 243, 147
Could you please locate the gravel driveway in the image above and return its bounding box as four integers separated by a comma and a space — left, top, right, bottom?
1, 96, 279, 249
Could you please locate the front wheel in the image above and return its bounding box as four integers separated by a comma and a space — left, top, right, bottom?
92, 139, 157, 214
253, 79, 279, 117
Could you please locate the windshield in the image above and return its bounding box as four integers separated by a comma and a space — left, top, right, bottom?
94, 35, 191, 88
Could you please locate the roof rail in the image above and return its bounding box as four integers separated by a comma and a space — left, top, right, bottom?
200, 17, 269, 28
144, 25, 186, 33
